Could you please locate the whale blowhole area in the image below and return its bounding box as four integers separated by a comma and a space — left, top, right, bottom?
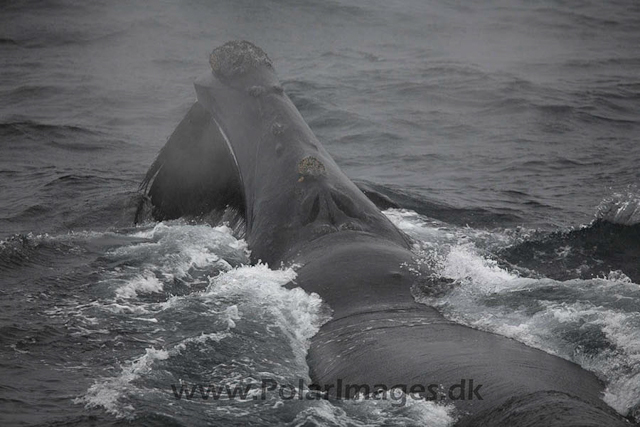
210, 40, 273, 77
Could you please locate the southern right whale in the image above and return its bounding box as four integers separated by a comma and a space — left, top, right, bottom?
139, 40, 633, 426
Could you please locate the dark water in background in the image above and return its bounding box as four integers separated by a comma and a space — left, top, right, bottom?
1, 0, 639, 426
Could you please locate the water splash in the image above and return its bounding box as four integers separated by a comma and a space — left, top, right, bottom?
596, 187, 640, 226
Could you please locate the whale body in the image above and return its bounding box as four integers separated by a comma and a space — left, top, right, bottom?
140, 41, 631, 426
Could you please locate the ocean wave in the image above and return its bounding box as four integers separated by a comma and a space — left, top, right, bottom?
0, 233, 56, 272
387, 209, 640, 420
418, 244, 640, 419
272, 0, 373, 22
562, 56, 640, 70
76, 260, 328, 421
0, 37, 18, 45
47, 140, 113, 152
361, 181, 524, 227
531, 7, 623, 28
295, 394, 457, 427
596, 190, 640, 226
43, 174, 112, 188
498, 220, 640, 283
3, 84, 63, 102
77, 347, 171, 418
0, 120, 99, 138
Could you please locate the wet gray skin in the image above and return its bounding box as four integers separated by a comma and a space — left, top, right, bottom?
142, 41, 632, 426
194, 40, 410, 266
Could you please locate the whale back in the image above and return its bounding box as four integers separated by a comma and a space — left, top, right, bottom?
138, 41, 633, 426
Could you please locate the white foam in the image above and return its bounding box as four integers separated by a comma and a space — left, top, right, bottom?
172, 305, 240, 353
384, 208, 520, 250
173, 332, 232, 354
597, 310, 640, 414
596, 189, 640, 225
440, 244, 525, 291
605, 372, 640, 415
385, 209, 640, 417
100, 302, 151, 314
383, 209, 453, 244
109, 221, 249, 282
434, 246, 640, 414
603, 270, 634, 284
115, 271, 164, 299
204, 264, 329, 364
333, 388, 457, 427
77, 347, 169, 418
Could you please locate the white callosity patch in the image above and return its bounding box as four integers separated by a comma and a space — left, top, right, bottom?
209, 40, 272, 77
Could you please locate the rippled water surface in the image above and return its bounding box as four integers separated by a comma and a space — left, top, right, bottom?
1, 0, 639, 425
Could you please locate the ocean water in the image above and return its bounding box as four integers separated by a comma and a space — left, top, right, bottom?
1, 0, 639, 425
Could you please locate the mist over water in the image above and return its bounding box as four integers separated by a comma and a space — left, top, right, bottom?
1, 0, 639, 425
